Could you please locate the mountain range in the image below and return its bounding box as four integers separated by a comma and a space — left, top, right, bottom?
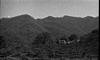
0, 14, 99, 43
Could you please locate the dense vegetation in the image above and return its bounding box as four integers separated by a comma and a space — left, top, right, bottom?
0, 29, 99, 59
31, 29, 99, 58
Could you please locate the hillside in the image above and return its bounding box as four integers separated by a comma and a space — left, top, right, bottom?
36, 15, 99, 37
0, 14, 99, 60
0, 14, 99, 41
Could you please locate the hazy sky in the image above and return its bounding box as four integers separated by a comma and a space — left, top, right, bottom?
0, 0, 99, 18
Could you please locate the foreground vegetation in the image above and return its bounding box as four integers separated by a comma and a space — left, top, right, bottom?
0, 29, 99, 60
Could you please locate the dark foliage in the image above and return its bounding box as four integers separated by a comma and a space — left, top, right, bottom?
68, 34, 78, 41
32, 32, 51, 45
79, 29, 99, 56
0, 36, 6, 49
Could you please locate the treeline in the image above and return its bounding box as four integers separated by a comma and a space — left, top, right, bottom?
0, 29, 99, 59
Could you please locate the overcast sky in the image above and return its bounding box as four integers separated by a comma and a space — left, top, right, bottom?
0, 0, 99, 18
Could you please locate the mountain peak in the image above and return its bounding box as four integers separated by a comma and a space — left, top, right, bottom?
44, 16, 55, 19
12, 14, 34, 20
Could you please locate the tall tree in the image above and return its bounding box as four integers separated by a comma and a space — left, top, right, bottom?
0, 36, 6, 49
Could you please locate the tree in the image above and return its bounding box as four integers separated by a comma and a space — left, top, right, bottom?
79, 29, 99, 58
32, 32, 52, 47
68, 34, 78, 41
31, 32, 55, 59
0, 36, 10, 57
0, 36, 6, 49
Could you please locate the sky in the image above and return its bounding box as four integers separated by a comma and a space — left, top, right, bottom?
0, 0, 99, 18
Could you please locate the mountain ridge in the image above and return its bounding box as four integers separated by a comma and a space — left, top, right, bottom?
0, 14, 98, 20
0, 14, 99, 40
